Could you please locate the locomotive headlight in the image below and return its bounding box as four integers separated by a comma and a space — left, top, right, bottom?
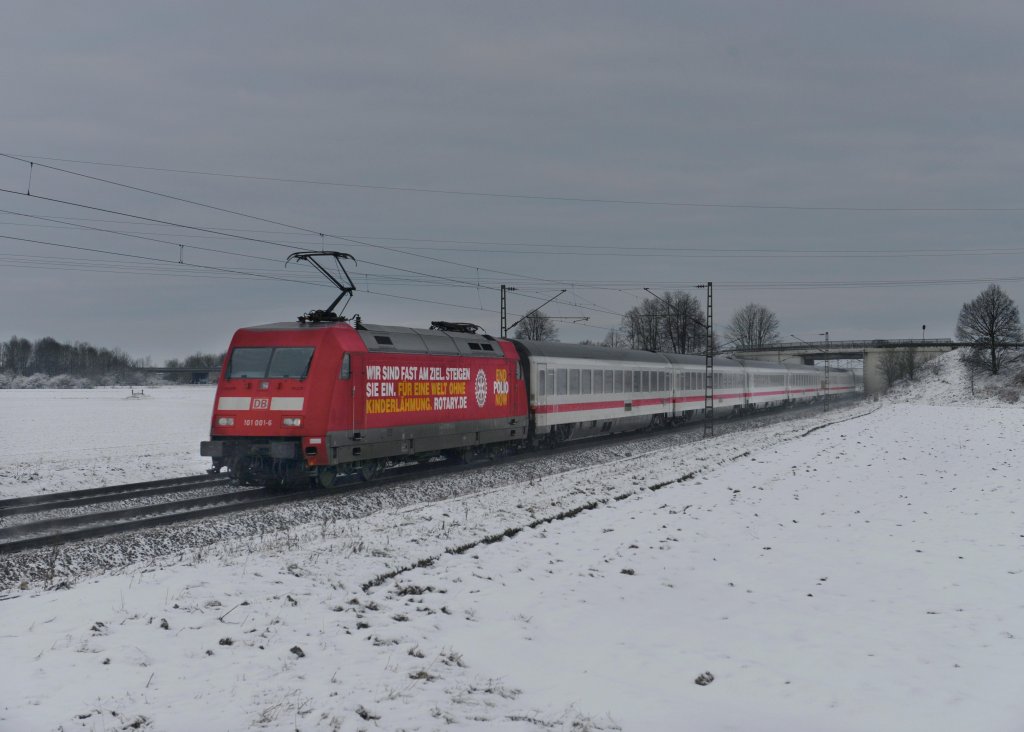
283, 417, 302, 427
217, 416, 235, 427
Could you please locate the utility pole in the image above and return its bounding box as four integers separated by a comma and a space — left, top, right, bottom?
821, 331, 830, 412
500, 285, 512, 337
697, 282, 713, 437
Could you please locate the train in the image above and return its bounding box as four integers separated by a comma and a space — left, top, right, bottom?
200, 317, 857, 487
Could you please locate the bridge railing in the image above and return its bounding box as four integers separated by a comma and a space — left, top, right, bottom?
724, 339, 1024, 355
723, 338, 959, 354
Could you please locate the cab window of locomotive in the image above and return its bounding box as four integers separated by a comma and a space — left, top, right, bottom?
556, 369, 568, 395
228, 348, 272, 379
582, 369, 592, 394
569, 369, 580, 395
538, 369, 546, 396
339, 353, 351, 380
267, 347, 315, 379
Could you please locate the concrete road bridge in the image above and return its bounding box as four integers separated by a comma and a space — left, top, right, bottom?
137, 366, 222, 384
727, 339, 958, 396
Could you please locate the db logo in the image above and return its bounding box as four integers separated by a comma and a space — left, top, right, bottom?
253, 398, 270, 410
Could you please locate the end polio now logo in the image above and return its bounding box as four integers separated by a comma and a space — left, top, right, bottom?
474, 369, 488, 408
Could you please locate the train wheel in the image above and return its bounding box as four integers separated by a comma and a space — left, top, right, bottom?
551, 424, 574, 445
317, 467, 339, 489
444, 448, 472, 465
359, 459, 384, 482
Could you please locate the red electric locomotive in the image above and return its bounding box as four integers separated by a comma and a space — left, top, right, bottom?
201, 252, 528, 486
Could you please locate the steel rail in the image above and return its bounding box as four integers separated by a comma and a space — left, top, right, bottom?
0, 474, 228, 514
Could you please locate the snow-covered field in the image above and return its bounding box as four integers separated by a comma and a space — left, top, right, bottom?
2, 357, 1023, 731
0, 386, 214, 499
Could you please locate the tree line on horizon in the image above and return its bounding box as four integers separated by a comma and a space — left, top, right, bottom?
0, 335, 225, 387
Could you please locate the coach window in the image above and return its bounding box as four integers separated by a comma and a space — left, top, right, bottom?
556, 368, 568, 395
614, 370, 623, 393
630, 370, 639, 393
538, 369, 546, 396
569, 369, 581, 395
547, 370, 555, 394
582, 369, 593, 394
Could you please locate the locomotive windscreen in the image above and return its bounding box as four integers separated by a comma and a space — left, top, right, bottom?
227, 347, 315, 379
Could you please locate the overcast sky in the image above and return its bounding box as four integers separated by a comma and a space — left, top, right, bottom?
3, 2, 1024, 363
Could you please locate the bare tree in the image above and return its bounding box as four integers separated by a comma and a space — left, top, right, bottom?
659, 291, 708, 354
878, 348, 905, 387
621, 291, 708, 353
513, 310, 558, 341
1, 336, 32, 375
601, 329, 629, 349
901, 346, 919, 381
878, 347, 919, 388
621, 299, 662, 351
956, 284, 1023, 375
726, 303, 780, 349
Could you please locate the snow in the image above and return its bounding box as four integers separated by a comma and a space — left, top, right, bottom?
2, 359, 1024, 730
0, 386, 214, 499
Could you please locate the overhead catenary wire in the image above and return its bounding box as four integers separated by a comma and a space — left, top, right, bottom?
8, 151, 1024, 213
8, 218, 1024, 259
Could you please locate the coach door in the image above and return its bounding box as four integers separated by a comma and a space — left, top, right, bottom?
534, 362, 548, 408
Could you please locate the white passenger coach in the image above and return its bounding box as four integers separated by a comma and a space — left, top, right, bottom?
512, 341, 856, 443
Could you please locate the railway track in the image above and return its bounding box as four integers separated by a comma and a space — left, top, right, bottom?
0, 475, 303, 554
0, 396, 863, 556
0, 474, 231, 516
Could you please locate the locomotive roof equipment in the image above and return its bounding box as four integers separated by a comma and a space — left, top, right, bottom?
285, 250, 357, 324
